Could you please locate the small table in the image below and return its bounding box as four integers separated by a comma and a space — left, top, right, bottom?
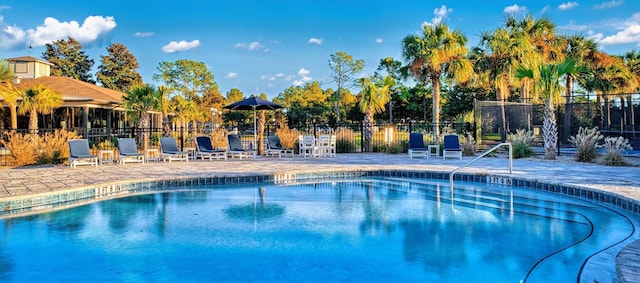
98, 150, 114, 164
427, 145, 440, 158
184, 147, 197, 160
145, 148, 160, 162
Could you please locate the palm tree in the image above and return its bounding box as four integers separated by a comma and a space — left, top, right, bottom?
0, 59, 16, 129
401, 22, 473, 136
516, 58, 585, 159
157, 85, 172, 137
621, 50, 640, 132
18, 84, 63, 134
123, 84, 160, 152
561, 35, 597, 141
358, 75, 394, 152
0, 83, 22, 130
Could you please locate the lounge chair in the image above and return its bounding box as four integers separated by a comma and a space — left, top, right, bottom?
408, 133, 429, 159
117, 138, 145, 165
227, 134, 256, 159
195, 136, 227, 161
160, 137, 189, 163
265, 135, 295, 157
443, 134, 463, 160
68, 139, 99, 168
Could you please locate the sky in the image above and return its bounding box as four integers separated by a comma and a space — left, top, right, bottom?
1, 0, 640, 100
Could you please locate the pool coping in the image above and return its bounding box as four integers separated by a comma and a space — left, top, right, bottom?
1, 168, 639, 283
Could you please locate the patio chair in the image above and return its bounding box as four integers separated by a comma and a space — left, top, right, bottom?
68, 139, 99, 168
298, 135, 318, 158
160, 137, 189, 163
408, 133, 429, 159
265, 135, 295, 158
117, 138, 145, 165
316, 135, 336, 157
227, 134, 257, 159
443, 134, 463, 160
195, 136, 227, 161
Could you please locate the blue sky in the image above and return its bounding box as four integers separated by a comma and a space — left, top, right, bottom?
2, 1, 640, 99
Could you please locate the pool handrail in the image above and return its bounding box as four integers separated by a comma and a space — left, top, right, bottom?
449, 142, 513, 192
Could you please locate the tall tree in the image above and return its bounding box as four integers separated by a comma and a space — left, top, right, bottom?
153, 59, 218, 101
123, 84, 160, 151
0, 59, 16, 129
97, 43, 143, 93
18, 84, 63, 133
358, 75, 394, 152
516, 58, 585, 159
561, 35, 597, 141
621, 50, 640, 132
42, 37, 95, 83
328, 51, 364, 122
401, 22, 473, 136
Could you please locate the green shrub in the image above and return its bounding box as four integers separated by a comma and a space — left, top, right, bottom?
568, 127, 603, 163
598, 136, 632, 166
507, 129, 535, 159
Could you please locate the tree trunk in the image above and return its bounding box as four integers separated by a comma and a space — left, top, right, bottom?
363, 111, 374, 152
29, 109, 38, 134
563, 75, 573, 142
162, 115, 172, 137
543, 102, 557, 160
257, 111, 266, 155
10, 105, 17, 130
432, 77, 440, 137
604, 96, 611, 129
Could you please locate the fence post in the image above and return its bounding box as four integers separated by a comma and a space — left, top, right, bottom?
360, 120, 364, 153
180, 126, 184, 151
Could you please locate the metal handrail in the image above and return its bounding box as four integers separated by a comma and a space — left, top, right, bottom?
449, 142, 513, 192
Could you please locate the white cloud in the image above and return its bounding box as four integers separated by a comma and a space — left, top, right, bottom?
308, 38, 323, 45
0, 5, 10, 11
0, 15, 116, 50
161, 39, 200, 53
375, 38, 383, 44
594, 0, 623, 9
504, 4, 527, 14
559, 2, 579, 10
293, 68, 312, 86
134, 31, 153, 37
558, 21, 588, 31
589, 12, 640, 46
432, 5, 452, 24
225, 72, 238, 79
540, 5, 551, 14
234, 41, 266, 51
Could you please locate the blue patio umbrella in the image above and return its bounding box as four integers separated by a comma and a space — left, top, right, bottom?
223, 95, 285, 149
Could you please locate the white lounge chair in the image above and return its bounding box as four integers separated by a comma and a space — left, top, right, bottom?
443, 134, 463, 160
298, 135, 318, 158
265, 135, 295, 157
160, 137, 189, 163
408, 133, 429, 159
227, 134, 256, 159
195, 136, 227, 160
68, 139, 99, 168
117, 138, 145, 165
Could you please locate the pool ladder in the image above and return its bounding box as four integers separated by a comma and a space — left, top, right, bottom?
449, 142, 513, 192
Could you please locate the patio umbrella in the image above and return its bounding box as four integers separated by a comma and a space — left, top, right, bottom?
223, 95, 285, 149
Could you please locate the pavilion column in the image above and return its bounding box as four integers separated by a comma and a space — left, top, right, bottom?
83, 106, 89, 138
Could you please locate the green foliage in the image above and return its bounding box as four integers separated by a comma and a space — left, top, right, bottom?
153, 59, 218, 101
507, 129, 535, 158
42, 36, 95, 83
150, 134, 161, 146
568, 127, 603, 163
96, 43, 143, 93
598, 136, 632, 166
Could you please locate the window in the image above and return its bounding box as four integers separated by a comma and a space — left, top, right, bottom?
14, 62, 28, 73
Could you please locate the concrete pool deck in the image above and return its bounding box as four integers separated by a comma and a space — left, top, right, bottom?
0, 153, 639, 282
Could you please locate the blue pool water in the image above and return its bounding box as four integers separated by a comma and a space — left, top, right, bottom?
0, 177, 635, 282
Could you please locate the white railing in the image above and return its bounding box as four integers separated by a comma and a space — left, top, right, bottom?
449, 143, 513, 192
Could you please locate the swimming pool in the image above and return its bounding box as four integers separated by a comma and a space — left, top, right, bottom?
0, 176, 636, 283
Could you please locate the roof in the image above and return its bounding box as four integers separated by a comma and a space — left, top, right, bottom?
14, 76, 124, 106
7, 56, 54, 66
